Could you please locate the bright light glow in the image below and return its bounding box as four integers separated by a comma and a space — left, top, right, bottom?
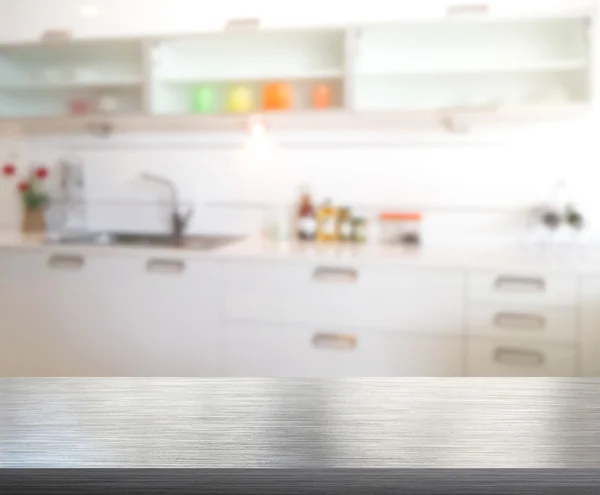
248, 117, 267, 137
80, 4, 99, 18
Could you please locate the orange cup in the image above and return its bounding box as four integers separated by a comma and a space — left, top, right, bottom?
313, 84, 332, 109
263, 83, 293, 111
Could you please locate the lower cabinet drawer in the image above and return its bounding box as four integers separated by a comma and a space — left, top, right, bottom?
467, 305, 578, 344
309, 266, 464, 335
467, 339, 578, 377
223, 323, 464, 377
467, 271, 578, 307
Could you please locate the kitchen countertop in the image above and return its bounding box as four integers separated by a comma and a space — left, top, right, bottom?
218, 237, 600, 272
1, 231, 600, 272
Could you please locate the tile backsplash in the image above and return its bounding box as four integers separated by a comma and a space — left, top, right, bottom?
0, 113, 599, 245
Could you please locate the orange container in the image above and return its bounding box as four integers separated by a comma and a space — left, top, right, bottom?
263, 83, 293, 111
379, 212, 423, 245
313, 83, 332, 109
379, 212, 422, 222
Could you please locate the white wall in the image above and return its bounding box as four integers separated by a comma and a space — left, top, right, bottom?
0, 0, 594, 43
1, 116, 598, 244
0, 0, 599, 245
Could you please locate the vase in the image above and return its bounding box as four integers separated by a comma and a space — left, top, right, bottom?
22, 207, 46, 234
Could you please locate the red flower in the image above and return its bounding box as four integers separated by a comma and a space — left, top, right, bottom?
18, 181, 29, 193
2, 163, 15, 177
35, 167, 48, 180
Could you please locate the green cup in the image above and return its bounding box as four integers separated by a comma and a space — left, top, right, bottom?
192, 86, 215, 114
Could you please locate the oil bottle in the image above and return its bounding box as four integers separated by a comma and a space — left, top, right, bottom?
316, 198, 338, 242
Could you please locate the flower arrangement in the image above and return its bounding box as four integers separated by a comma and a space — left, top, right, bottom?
3, 161, 50, 233
3, 162, 50, 210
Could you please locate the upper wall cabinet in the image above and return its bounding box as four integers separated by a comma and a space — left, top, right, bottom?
0, 41, 145, 119
0, 0, 594, 133
353, 18, 592, 112
149, 30, 346, 116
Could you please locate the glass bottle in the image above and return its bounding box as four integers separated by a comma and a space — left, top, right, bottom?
317, 198, 338, 242
337, 207, 353, 242
297, 192, 317, 241
351, 217, 367, 243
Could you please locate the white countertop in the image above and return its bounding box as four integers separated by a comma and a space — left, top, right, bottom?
218, 238, 600, 273
1, 231, 600, 273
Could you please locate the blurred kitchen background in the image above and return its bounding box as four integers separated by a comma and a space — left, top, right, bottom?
4, 0, 600, 379
0, 0, 597, 247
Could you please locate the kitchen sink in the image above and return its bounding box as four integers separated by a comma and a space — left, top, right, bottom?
46, 232, 244, 251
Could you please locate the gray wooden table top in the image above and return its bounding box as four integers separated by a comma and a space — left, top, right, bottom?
1, 378, 599, 468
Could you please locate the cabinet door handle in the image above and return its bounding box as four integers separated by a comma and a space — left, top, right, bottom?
313, 267, 358, 283
225, 17, 261, 30
494, 276, 546, 293
447, 3, 489, 16
48, 254, 85, 270
494, 313, 546, 331
41, 29, 73, 41
146, 258, 185, 274
312, 333, 357, 351
494, 347, 545, 367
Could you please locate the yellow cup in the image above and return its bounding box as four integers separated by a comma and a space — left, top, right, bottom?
228, 86, 254, 113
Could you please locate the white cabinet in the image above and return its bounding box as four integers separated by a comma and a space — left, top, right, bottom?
467, 339, 578, 377
0, 250, 115, 376
0, 250, 117, 376
149, 30, 346, 116
0, 251, 61, 376
224, 261, 310, 323
99, 255, 221, 376
354, 17, 592, 112
0, 41, 145, 119
309, 265, 464, 334
222, 260, 466, 376
0, 0, 592, 130
467, 270, 579, 307
465, 268, 581, 376
466, 305, 578, 343
0, 249, 220, 377
223, 322, 463, 377
224, 261, 464, 334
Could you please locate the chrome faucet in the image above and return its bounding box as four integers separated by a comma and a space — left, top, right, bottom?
140, 172, 194, 244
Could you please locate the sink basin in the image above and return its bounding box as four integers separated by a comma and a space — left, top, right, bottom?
46, 232, 244, 251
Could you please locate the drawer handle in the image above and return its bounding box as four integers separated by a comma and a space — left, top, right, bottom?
494, 347, 545, 367
494, 313, 546, 331
41, 29, 73, 41
447, 3, 489, 16
312, 333, 357, 351
146, 258, 185, 274
48, 254, 85, 270
313, 267, 358, 284
495, 276, 546, 293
